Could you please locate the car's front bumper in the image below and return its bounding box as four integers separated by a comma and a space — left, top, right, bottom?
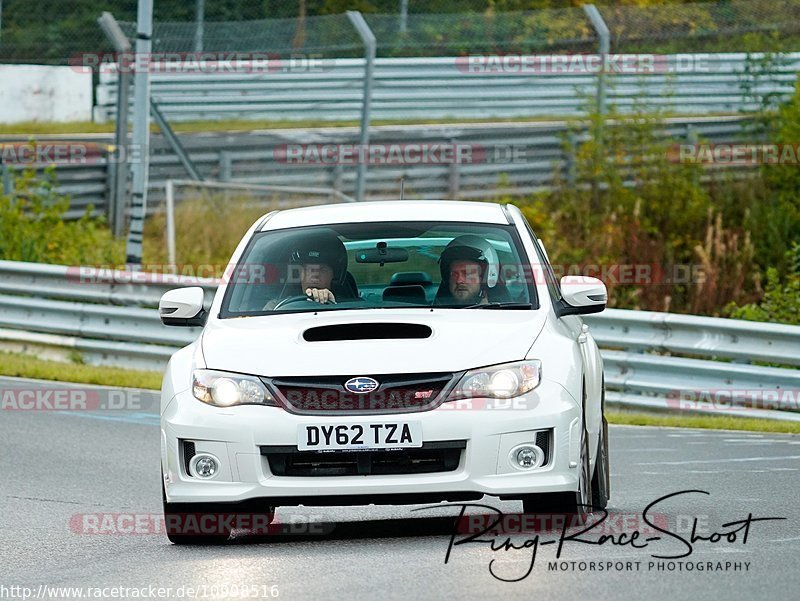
161, 379, 583, 505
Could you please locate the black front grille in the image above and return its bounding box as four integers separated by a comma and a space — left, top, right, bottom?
269, 372, 455, 414
261, 441, 466, 477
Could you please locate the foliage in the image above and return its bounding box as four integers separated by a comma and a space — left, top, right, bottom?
0, 166, 124, 265
726, 245, 800, 325
514, 89, 761, 314
511, 72, 800, 318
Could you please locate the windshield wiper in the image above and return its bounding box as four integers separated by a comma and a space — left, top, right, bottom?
462, 302, 533, 310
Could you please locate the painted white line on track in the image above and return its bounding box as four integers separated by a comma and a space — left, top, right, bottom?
614, 448, 676, 452
636, 455, 800, 466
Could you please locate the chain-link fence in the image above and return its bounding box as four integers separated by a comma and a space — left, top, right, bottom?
603, 0, 800, 54
117, 14, 364, 57
2, 0, 800, 65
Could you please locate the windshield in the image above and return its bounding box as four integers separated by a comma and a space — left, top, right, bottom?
219, 221, 538, 317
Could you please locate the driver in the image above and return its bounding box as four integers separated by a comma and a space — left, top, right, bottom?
264, 231, 353, 310
435, 235, 502, 306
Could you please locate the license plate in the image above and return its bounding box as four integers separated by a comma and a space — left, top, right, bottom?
298, 422, 423, 451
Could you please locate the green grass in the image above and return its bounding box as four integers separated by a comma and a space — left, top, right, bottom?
0, 351, 162, 390
0, 111, 742, 136
607, 410, 800, 434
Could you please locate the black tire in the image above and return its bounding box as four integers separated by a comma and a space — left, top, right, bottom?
162, 481, 275, 545
523, 419, 593, 526
591, 414, 610, 509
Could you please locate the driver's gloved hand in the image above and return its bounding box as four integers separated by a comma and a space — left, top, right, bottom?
305, 288, 336, 304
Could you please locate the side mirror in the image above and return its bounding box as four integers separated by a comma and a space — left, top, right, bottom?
159, 287, 207, 327
556, 276, 607, 317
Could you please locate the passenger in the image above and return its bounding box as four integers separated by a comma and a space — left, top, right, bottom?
435, 235, 506, 306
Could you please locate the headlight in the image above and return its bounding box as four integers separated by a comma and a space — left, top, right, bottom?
192, 370, 278, 407
445, 360, 542, 400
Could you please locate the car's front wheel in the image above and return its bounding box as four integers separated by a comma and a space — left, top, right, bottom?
591, 412, 610, 510
522, 419, 593, 526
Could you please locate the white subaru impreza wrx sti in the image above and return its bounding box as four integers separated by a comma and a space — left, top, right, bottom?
158, 200, 610, 543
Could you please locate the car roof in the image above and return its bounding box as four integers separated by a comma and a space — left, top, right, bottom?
259, 200, 511, 231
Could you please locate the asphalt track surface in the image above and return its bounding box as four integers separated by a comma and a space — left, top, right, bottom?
1, 376, 798, 601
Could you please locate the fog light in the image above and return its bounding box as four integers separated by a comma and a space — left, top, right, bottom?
190, 454, 220, 479
510, 444, 544, 470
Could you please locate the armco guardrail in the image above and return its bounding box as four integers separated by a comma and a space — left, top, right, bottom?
0, 259, 797, 421
0, 116, 752, 216
94, 53, 800, 123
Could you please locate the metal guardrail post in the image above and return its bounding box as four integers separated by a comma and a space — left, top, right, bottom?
219, 151, 232, 181
347, 11, 376, 202
686, 123, 699, 185
1, 163, 12, 196
565, 129, 578, 188
165, 179, 176, 268
332, 162, 344, 196
98, 12, 132, 238
125, 0, 153, 266
448, 138, 460, 199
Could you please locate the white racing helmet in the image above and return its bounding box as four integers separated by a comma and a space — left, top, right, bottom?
439, 234, 500, 288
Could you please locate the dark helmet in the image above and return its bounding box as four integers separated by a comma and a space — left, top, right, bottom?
438, 235, 500, 288
291, 230, 348, 283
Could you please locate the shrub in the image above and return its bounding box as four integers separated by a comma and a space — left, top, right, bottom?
726, 244, 800, 325
0, 166, 123, 265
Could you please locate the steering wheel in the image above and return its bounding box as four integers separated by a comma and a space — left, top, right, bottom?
272, 295, 325, 310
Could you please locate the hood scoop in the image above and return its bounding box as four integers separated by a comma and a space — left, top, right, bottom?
303, 322, 433, 342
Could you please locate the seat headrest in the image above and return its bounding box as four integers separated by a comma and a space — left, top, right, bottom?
389, 271, 432, 286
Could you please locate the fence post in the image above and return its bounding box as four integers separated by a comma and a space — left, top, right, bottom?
2, 163, 12, 196
219, 151, 232, 181
166, 179, 176, 268
566, 130, 577, 188
346, 11, 376, 202
125, 0, 154, 266
97, 12, 132, 238
686, 123, 699, 185
332, 162, 343, 195
583, 4, 610, 211
194, 0, 205, 53
583, 5, 609, 119
399, 0, 408, 33
448, 138, 460, 199
112, 68, 132, 238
